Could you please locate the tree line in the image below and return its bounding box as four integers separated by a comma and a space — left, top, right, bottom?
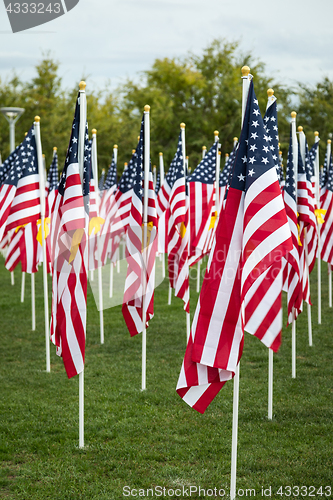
0, 40, 331, 177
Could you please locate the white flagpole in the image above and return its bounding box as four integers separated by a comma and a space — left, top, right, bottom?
11, 271, 14, 285
78, 81, 87, 449
266, 89, 277, 418
314, 131, 321, 323
159, 152, 166, 280
142, 105, 151, 391
196, 146, 207, 293
180, 123, 190, 342
298, 126, 312, 346
34, 116, 50, 373
230, 66, 251, 500
21, 271, 25, 303
109, 144, 118, 298
153, 165, 156, 189
326, 139, 332, 308
91, 129, 104, 345
291, 111, 298, 377
31, 273, 36, 331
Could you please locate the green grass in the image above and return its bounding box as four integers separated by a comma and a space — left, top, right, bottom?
0, 257, 332, 500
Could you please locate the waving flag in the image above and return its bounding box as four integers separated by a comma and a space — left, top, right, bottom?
282, 127, 302, 323
177, 80, 292, 413
320, 151, 333, 265
99, 151, 117, 221
45, 148, 59, 217
188, 141, 218, 266
122, 116, 158, 336
50, 91, 89, 379
0, 126, 40, 242
167, 129, 189, 313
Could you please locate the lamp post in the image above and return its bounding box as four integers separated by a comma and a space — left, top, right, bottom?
0, 107, 25, 153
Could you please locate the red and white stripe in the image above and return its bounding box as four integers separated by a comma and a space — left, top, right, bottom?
50, 163, 87, 379
5, 173, 40, 233
5, 229, 22, 272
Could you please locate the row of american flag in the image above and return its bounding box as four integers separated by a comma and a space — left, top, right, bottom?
0, 75, 332, 415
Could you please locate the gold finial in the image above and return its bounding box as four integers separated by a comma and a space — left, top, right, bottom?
137, 136, 140, 141
180, 123, 186, 129
214, 130, 219, 137
186, 156, 189, 160
225, 153, 229, 158
92, 128, 97, 135
291, 111, 297, 118
53, 147, 57, 152
202, 146, 207, 151
233, 137, 238, 142
42, 154, 45, 158
297, 126, 303, 132
124, 162, 128, 167
314, 131, 319, 137
144, 105, 150, 112
159, 152, 163, 156
132, 149, 136, 154
79, 81, 86, 90
34, 116, 40, 123
279, 150, 282, 155
328, 140, 332, 144
267, 88, 274, 97
241, 66, 250, 76
218, 151, 221, 156
24, 132, 28, 136
113, 144, 118, 149
102, 169, 105, 174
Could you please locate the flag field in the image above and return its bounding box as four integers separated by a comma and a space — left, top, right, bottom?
0, 256, 332, 499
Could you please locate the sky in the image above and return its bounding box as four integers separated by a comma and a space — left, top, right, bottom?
0, 0, 332, 93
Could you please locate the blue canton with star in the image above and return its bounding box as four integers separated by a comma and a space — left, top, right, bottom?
284, 126, 296, 201
58, 92, 90, 211
229, 80, 279, 192
220, 143, 238, 188
2, 125, 38, 187
47, 150, 59, 191
263, 100, 282, 184
165, 130, 185, 190
155, 172, 160, 194
187, 141, 218, 185
326, 152, 333, 193
118, 116, 144, 201
103, 152, 118, 190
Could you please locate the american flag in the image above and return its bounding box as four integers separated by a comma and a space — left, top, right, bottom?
155, 171, 160, 195
320, 150, 333, 265
50, 92, 90, 379
303, 139, 319, 273
4, 228, 23, 272
176, 80, 292, 413
45, 149, 59, 218
167, 130, 189, 313
263, 99, 281, 185
0, 126, 40, 242
282, 127, 302, 324
122, 115, 158, 336
188, 141, 218, 266
99, 150, 117, 221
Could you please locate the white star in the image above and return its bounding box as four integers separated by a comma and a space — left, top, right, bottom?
262, 157, 269, 164
72, 137, 78, 144
242, 156, 247, 163
263, 146, 269, 153
249, 157, 255, 164
248, 169, 255, 177
238, 173, 245, 181
252, 120, 259, 128
251, 132, 258, 140
250, 144, 257, 152
253, 108, 260, 116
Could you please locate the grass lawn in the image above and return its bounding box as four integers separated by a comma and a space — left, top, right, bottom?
0, 256, 332, 499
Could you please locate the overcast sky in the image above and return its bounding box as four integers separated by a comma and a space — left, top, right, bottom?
0, 0, 332, 93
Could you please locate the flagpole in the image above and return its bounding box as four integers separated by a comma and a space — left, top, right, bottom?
291, 111, 298, 377
314, 131, 321, 323
11, 270, 14, 285
78, 80, 87, 449
159, 152, 166, 279
21, 271, 25, 303
298, 126, 312, 346
31, 273, 36, 331
34, 116, 50, 373
326, 139, 332, 308
91, 129, 104, 345
266, 88, 276, 419
230, 65, 251, 500
142, 105, 150, 391
153, 165, 156, 189
196, 146, 207, 293
109, 145, 118, 297
180, 123, 190, 342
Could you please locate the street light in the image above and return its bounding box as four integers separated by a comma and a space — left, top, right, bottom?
0, 107, 25, 153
